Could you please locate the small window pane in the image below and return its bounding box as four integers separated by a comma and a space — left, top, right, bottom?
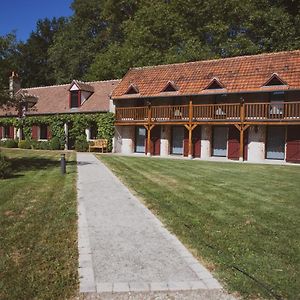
40, 125, 48, 139
71, 91, 79, 108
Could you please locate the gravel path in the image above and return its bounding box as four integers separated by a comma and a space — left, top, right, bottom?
77, 153, 235, 299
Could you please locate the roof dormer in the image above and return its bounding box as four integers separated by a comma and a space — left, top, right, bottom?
161, 81, 179, 92
125, 83, 139, 95
205, 77, 225, 90
262, 73, 287, 87
69, 80, 94, 108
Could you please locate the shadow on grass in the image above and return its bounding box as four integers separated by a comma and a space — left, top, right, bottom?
9, 157, 77, 174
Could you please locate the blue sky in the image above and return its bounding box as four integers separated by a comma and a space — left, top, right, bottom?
0, 0, 73, 41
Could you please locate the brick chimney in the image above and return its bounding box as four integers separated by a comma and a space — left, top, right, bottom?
9, 71, 21, 97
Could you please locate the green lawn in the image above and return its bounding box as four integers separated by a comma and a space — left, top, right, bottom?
0, 149, 78, 300
99, 155, 300, 299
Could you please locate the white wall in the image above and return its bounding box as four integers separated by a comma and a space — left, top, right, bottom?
201, 125, 212, 159
247, 125, 266, 162
113, 126, 135, 154
160, 125, 170, 156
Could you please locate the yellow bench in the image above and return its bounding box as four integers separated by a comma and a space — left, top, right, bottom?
89, 139, 108, 153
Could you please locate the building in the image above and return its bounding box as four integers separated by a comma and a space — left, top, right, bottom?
112, 50, 300, 163
0, 73, 120, 148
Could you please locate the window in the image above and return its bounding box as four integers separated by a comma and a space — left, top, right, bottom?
40, 124, 48, 140
125, 84, 139, 95
205, 78, 225, 90
161, 81, 178, 92
4, 126, 10, 138
70, 91, 79, 108
270, 91, 284, 115
90, 124, 98, 140
263, 73, 287, 87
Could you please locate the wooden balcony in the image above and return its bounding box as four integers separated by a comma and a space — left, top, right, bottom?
115, 102, 300, 125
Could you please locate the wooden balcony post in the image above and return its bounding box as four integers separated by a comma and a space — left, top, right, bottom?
239, 99, 245, 161
189, 99, 193, 122
239, 127, 244, 161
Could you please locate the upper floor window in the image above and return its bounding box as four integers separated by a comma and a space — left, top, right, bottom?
205, 77, 225, 90
263, 73, 287, 87
69, 80, 93, 108
70, 90, 80, 108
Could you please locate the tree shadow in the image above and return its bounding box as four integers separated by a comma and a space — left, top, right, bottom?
9, 156, 77, 173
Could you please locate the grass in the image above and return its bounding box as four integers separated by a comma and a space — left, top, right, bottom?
0, 149, 78, 300
99, 155, 300, 299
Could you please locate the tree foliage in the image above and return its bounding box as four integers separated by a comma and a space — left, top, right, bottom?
0, 0, 299, 87
17, 17, 67, 88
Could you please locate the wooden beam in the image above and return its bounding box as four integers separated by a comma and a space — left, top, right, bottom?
239, 128, 244, 161
234, 124, 241, 131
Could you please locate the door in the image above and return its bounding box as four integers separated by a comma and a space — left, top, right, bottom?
228, 126, 248, 160
193, 126, 201, 157
266, 126, 285, 160
212, 126, 228, 157
151, 126, 161, 155
228, 126, 239, 159
135, 126, 146, 153
172, 126, 184, 155
183, 126, 201, 157
286, 125, 300, 163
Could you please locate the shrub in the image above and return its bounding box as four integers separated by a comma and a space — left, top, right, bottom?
74, 135, 88, 152
0, 154, 12, 179
49, 137, 62, 150
0, 139, 18, 148
39, 141, 50, 150
18, 140, 32, 149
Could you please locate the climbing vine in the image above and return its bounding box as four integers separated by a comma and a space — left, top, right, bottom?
0, 112, 115, 151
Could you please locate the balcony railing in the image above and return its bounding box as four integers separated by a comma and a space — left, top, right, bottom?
115, 102, 300, 123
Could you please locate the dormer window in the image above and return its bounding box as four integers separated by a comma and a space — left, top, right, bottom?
263, 73, 287, 87
70, 90, 80, 108
125, 84, 139, 95
205, 77, 225, 90
161, 81, 179, 92
69, 80, 94, 108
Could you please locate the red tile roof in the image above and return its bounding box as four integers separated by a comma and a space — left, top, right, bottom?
0, 80, 120, 117
112, 50, 300, 99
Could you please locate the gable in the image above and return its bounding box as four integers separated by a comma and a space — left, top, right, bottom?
205, 78, 225, 90
125, 84, 139, 95
161, 81, 179, 92
263, 73, 287, 87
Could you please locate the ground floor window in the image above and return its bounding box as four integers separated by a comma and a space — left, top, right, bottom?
135, 126, 146, 153
266, 126, 285, 160
171, 126, 184, 155
90, 123, 98, 140
39, 124, 48, 140
3, 126, 10, 138
212, 126, 228, 157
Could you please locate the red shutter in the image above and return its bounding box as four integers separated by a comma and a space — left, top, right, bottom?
228, 126, 248, 160
286, 125, 300, 163
228, 126, 240, 160
151, 126, 161, 155
47, 126, 52, 140
183, 127, 189, 157
9, 126, 14, 139
32, 125, 38, 140
193, 126, 201, 158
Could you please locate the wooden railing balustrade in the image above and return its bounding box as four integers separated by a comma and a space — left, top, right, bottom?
115, 101, 300, 123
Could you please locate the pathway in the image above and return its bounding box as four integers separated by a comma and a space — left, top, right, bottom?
77, 153, 233, 298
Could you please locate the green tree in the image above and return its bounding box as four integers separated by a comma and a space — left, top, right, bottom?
17, 17, 67, 88
0, 33, 18, 106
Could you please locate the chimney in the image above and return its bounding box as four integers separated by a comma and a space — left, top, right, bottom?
9, 71, 21, 98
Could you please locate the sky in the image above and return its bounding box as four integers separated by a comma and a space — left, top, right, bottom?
0, 0, 73, 41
